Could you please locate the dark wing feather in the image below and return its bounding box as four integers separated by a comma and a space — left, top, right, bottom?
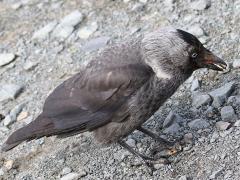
2, 62, 153, 151
44, 63, 153, 130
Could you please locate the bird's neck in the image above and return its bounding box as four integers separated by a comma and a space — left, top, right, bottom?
153, 68, 192, 94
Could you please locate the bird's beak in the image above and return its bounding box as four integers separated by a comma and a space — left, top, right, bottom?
199, 49, 227, 71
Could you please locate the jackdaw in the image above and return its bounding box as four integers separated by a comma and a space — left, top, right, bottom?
2, 27, 227, 167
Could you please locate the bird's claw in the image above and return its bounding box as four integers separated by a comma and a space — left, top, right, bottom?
152, 142, 182, 158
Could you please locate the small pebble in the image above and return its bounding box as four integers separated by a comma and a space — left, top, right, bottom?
234, 120, 240, 127
192, 92, 212, 108
32, 21, 57, 40
232, 59, 240, 69
78, 22, 98, 39
0, 84, 23, 102
61, 167, 72, 176
11, 2, 23, 10
209, 168, 223, 179
163, 123, 181, 135
188, 25, 205, 37
131, 3, 145, 12
179, 175, 188, 180
188, 119, 210, 130
4, 160, 14, 170
59, 10, 83, 27
78, 169, 87, 177
0, 168, 4, 176
190, 79, 201, 91
60, 173, 80, 180
154, 163, 164, 170
209, 82, 235, 105
53, 26, 74, 39
220, 106, 237, 122
126, 138, 136, 147
0, 53, 16, 67
215, 121, 230, 131
23, 61, 38, 71
82, 36, 110, 52
190, 0, 211, 10
184, 133, 193, 144
17, 111, 28, 121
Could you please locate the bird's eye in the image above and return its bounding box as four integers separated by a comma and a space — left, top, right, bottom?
191, 53, 198, 58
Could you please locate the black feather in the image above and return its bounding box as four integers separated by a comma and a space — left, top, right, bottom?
177, 29, 201, 47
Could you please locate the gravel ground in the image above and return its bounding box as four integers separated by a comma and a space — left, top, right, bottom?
0, 0, 240, 179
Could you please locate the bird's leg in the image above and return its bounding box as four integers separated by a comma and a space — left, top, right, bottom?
137, 126, 181, 157
137, 126, 175, 146
118, 140, 169, 173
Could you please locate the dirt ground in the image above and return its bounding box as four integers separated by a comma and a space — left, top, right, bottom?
0, 0, 240, 179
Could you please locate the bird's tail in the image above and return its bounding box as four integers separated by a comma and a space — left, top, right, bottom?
1, 115, 56, 152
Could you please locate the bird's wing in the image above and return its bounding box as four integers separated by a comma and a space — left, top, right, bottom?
2, 62, 153, 151
43, 63, 153, 131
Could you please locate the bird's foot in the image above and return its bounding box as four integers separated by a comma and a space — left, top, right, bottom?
151, 141, 182, 158
118, 140, 170, 175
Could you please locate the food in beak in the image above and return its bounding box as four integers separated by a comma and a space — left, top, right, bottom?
203, 51, 227, 71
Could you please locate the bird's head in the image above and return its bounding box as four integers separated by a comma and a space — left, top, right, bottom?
142, 27, 227, 78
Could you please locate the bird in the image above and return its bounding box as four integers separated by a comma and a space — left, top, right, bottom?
2, 27, 227, 168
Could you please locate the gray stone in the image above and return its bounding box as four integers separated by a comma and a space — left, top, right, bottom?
11, 2, 23, 10
211, 95, 224, 108
61, 167, 72, 176
23, 61, 38, 71
0, 127, 9, 133
78, 22, 98, 39
163, 111, 183, 128
0, 168, 4, 176
0, 84, 23, 102
139, 0, 148, 3
220, 106, 237, 122
192, 92, 212, 108
123, 0, 131, 3
209, 168, 223, 179
3, 103, 25, 126
60, 173, 80, 180
53, 26, 74, 39
164, 0, 176, 11
187, 25, 205, 37
78, 169, 87, 177
190, 0, 211, 10
190, 79, 200, 91
131, 3, 145, 12
216, 121, 230, 131
163, 123, 180, 135
36, 138, 45, 145
205, 106, 214, 118
227, 95, 240, 106
188, 119, 210, 130
209, 82, 235, 105
59, 10, 83, 27
210, 131, 219, 143
53, 11, 83, 40
178, 175, 188, 180
184, 133, 193, 144
234, 120, 240, 127
126, 138, 136, 147
32, 21, 57, 40
154, 163, 164, 170
186, 75, 194, 84
232, 59, 240, 69
0, 53, 16, 67
82, 36, 110, 52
